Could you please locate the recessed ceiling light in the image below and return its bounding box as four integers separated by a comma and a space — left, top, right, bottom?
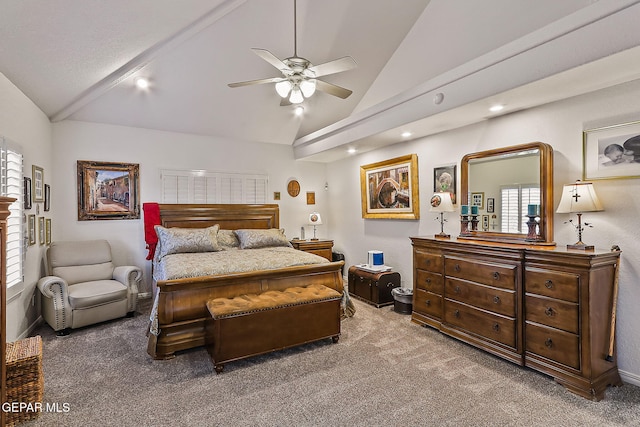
401, 131, 412, 138
489, 104, 504, 112
294, 105, 304, 116
347, 148, 357, 154
134, 76, 150, 89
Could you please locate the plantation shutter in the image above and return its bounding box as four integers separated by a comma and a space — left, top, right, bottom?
0, 137, 23, 289
161, 170, 268, 204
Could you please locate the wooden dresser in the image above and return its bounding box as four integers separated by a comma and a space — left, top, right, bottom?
411, 236, 621, 400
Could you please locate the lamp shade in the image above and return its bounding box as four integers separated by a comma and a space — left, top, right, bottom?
275, 80, 292, 98
556, 181, 604, 213
308, 212, 322, 225
429, 192, 455, 213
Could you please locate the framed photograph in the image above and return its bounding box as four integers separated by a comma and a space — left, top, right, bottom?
471, 192, 484, 210
482, 214, 489, 231
38, 216, 45, 245
45, 218, 51, 245
77, 160, 140, 220
433, 164, 457, 204
32, 165, 44, 202
23, 177, 32, 210
44, 184, 50, 211
306, 191, 315, 205
27, 215, 36, 245
487, 197, 495, 213
583, 120, 640, 180
360, 154, 420, 219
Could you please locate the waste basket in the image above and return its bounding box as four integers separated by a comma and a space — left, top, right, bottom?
391, 287, 413, 314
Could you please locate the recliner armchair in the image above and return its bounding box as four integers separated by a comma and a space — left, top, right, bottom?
37, 240, 142, 335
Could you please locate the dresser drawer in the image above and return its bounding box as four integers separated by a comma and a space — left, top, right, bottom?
445, 278, 516, 317
445, 257, 517, 290
525, 295, 578, 334
413, 289, 442, 319
525, 268, 579, 303
415, 269, 444, 294
526, 323, 580, 370
444, 300, 516, 348
414, 250, 442, 273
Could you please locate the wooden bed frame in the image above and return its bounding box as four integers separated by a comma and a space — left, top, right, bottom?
147, 204, 344, 360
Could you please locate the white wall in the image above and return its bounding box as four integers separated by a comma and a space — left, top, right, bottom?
0, 72, 53, 341
326, 78, 640, 385
51, 120, 328, 293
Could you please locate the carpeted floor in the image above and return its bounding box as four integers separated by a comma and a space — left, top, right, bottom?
19, 297, 640, 426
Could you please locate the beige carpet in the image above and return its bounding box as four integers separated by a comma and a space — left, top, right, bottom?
21, 298, 640, 426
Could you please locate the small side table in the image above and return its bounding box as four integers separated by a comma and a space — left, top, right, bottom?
347, 266, 401, 308
290, 239, 333, 261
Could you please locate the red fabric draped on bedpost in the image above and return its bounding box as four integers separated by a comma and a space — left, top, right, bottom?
143, 202, 161, 260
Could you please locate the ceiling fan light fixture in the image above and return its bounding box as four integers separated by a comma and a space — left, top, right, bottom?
300, 79, 316, 97
275, 80, 292, 98
289, 87, 304, 104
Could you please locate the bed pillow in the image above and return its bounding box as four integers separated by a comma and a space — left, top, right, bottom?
154, 224, 221, 259
217, 229, 240, 249
234, 228, 292, 249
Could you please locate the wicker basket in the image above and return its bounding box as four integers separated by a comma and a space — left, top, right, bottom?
5, 336, 44, 426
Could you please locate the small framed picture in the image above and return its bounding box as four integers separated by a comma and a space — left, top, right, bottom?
28, 215, 36, 246
583, 120, 640, 180
23, 177, 32, 210
44, 184, 51, 211
306, 191, 315, 205
486, 197, 494, 213
482, 214, 489, 231
45, 218, 52, 245
471, 192, 484, 210
273, 191, 281, 201
32, 165, 44, 202
38, 216, 45, 245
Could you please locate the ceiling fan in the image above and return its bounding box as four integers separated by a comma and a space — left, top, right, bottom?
228, 0, 357, 105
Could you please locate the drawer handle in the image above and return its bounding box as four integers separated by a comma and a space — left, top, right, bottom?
386, 282, 393, 288
425, 300, 431, 306
453, 309, 460, 318
424, 259, 431, 266
545, 338, 553, 348
454, 264, 461, 272
545, 280, 554, 289
493, 296, 500, 304
493, 272, 501, 280
492, 323, 500, 332
454, 286, 461, 294
425, 278, 431, 284
359, 277, 364, 282
544, 307, 555, 317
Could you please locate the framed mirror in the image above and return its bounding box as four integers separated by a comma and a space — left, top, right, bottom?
460, 142, 555, 245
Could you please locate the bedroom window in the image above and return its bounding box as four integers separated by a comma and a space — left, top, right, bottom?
500, 184, 540, 233
0, 136, 24, 295
160, 169, 268, 204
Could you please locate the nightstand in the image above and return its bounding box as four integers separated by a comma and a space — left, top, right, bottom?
290, 239, 333, 261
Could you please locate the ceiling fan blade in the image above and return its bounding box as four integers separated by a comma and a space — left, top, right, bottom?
252, 48, 292, 73
315, 79, 353, 99
306, 56, 357, 78
228, 77, 285, 88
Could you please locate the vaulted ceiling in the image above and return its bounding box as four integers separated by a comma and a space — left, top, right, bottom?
2, 0, 640, 162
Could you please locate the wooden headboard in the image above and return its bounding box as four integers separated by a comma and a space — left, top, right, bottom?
158, 204, 280, 230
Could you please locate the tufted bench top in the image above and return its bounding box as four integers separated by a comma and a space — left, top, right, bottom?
206, 284, 341, 319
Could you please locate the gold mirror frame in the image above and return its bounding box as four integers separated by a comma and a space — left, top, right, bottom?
461, 142, 555, 245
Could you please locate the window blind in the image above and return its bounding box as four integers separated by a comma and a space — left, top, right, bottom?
161, 169, 268, 204
0, 137, 23, 289
500, 184, 540, 233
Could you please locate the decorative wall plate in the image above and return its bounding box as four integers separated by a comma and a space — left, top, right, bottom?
287, 180, 300, 197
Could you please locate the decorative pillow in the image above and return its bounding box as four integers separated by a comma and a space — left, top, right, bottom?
154, 224, 221, 259
217, 229, 240, 249
234, 228, 292, 249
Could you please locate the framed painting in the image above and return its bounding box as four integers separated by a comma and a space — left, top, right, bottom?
306, 191, 315, 205
32, 165, 44, 202
360, 154, 420, 219
471, 192, 484, 210
24, 177, 32, 210
45, 218, 52, 245
38, 216, 45, 245
44, 184, 51, 211
583, 120, 640, 180
433, 164, 457, 204
486, 197, 495, 213
28, 214, 36, 245
77, 160, 140, 220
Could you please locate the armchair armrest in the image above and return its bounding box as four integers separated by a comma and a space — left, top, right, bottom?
113, 266, 142, 312
37, 276, 72, 331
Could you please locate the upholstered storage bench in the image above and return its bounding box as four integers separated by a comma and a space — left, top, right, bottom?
206, 284, 342, 373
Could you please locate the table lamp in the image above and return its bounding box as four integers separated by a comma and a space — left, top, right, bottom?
308, 212, 322, 241
556, 180, 603, 250
430, 192, 455, 238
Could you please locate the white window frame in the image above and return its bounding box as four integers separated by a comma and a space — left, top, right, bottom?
160, 169, 268, 204
0, 136, 24, 300
500, 184, 540, 234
